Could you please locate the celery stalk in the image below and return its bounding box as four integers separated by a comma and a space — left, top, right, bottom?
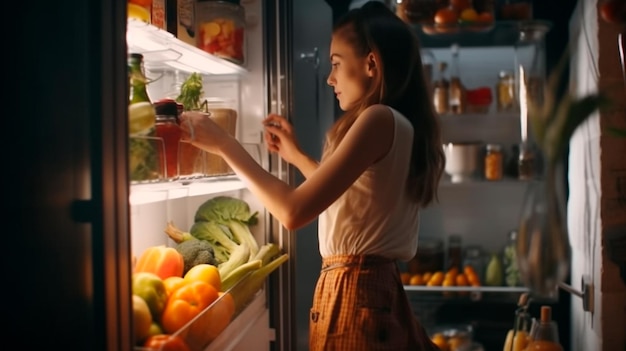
229, 253, 289, 313
220, 259, 262, 291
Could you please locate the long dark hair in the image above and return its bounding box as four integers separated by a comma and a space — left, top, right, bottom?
323, 1, 445, 207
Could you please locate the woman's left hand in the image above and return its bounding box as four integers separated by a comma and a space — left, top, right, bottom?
179, 111, 233, 154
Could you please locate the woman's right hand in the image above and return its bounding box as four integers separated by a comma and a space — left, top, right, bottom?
263, 114, 303, 165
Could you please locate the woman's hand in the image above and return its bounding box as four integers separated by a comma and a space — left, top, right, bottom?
263, 114, 304, 165
179, 111, 234, 155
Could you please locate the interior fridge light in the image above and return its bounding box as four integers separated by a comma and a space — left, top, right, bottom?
127, 19, 247, 76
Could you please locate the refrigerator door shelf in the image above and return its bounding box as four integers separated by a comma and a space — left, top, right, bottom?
127, 19, 248, 76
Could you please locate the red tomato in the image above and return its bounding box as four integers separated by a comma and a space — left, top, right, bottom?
600, 0, 626, 24
143, 334, 191, 351
161, 281, 219, 333
129, 0, 153, 8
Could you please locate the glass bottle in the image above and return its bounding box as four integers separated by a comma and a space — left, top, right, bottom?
128, 53, 160, 182
526, 306, 564, 350
503, 293, 533, 351
433, 61, 450, 115
497, 70, 516, 112
448, 43, 467, 115
484, 143, 504, 181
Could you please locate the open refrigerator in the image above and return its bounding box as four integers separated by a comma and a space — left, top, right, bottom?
127, 0, 298, 350
8, 0, 322, 351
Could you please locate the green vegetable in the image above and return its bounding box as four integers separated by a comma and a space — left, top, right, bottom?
175, 72, 206, 112
189, 221, 238, 264
221, 259, 262, 292
229, 253, 289, 314
175, 238, 218, 274
194, 196, 260, 260
218, 242, 251, 279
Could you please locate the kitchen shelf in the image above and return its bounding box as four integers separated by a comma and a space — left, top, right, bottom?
126, 19, 248, 76
414, 20, 551, 48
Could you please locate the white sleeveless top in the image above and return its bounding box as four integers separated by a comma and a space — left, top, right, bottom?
318, 106, 420, 262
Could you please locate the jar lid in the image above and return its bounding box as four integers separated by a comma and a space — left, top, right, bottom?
499, 70, 513, 78
154, 99, 179, 116
486, 143, 502, 152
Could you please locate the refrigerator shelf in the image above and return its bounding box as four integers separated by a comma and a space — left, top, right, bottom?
404, 285, 530, 303
127, 19, 248, 76
130, 175, 246, 205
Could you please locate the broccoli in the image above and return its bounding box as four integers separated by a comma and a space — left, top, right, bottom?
175, 238, 218, 274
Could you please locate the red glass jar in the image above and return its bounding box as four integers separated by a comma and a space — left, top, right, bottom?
154, 99, 182, 179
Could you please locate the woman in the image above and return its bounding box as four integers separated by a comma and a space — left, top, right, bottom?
180, 2, 444, 350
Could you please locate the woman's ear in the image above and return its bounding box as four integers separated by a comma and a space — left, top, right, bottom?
366, 52, 377, 77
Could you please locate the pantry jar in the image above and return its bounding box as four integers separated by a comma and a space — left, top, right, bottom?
195, 0, 246, 65
154, 99, 182, 180
484, 143, 503, 181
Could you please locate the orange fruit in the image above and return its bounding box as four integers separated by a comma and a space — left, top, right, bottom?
409, 274, 425, 286
184, 264, 221, 291
455, 273, 469, 286
477, 11, 494, 24
400, 272, 412, 285
428, 271, 445, 286
431, 333, 450, 351
459, 8, 479, 22
463, 265, 477, 277
422, 272, 433, 283
434, 7, 459, 25
449, 0, 471, 12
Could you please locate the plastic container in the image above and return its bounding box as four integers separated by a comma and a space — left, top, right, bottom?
195, 0, 246, 65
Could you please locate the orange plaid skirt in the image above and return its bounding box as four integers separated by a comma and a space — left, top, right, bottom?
309, 255, 439, 351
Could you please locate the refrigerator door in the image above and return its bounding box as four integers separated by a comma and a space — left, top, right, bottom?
10, 1, 133, 351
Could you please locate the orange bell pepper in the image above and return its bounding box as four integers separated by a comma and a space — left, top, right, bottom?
161, 281, 219, 333
135, 245, 185, 280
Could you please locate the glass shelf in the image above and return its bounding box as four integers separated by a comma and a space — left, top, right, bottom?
129, 175, 246, 205
126, 19, 248, 76
404, 285, 531, 302
414, 20, 551, 48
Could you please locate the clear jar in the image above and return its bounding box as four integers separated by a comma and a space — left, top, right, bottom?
484, 143, 504, 181
408, 238, 444, 274
447, 234, 463, 272
195, 0, 246, 65
433, 61, 450, 115
204, 98, 238, 176
502, 230, 522, 287
496, 70, 516, 112
154, 99, 182, 180
462, 245, 487, 283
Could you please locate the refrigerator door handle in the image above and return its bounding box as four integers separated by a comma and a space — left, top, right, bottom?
299, 47, 321, 122
71, 199, 96, 223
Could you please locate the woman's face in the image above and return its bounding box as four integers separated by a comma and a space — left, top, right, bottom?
326, 35, 373, 111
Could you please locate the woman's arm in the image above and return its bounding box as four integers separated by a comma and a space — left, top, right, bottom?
181, 104, 394, 230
